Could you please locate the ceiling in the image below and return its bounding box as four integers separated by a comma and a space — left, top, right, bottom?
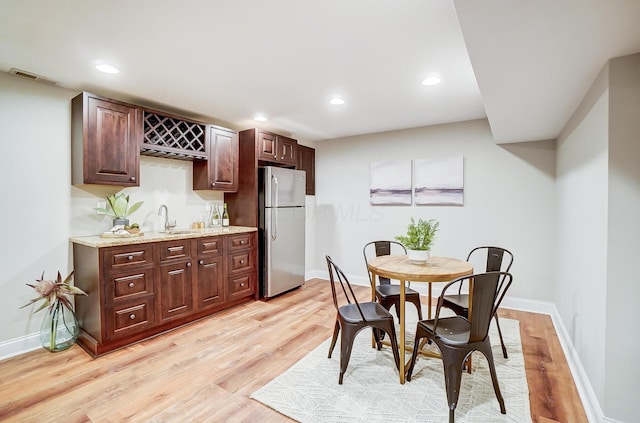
1, 0, 639, 144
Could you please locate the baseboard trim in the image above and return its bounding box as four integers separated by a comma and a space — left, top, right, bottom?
0, 333, 41, 361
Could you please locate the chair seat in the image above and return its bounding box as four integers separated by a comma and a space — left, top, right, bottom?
376, 284, 420, 299
442, 293, 470, 313
339, 302, 393, 324
419, 316, 471, 345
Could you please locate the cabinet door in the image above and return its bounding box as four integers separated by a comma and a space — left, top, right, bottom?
257, 131, 277, 161
196, 256, 225, 310
208, 127, 238, 191
73, 93, 141, 186
193, 127, 238, 191
158, 261, 194, 322
277, 136, 298, 166
296, 144, 315, 195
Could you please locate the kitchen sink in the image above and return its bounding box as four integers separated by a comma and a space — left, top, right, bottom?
160, 229, 201, 235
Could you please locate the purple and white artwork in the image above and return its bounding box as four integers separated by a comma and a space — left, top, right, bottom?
369, 160, 412, 205
414, 156, 464, 206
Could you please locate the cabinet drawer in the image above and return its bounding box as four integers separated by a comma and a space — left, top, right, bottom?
228, 250, 255, 274
228, 272, 256, 300
160, 239, 192, 262
105, 268, 155, 303
197, 237, 223, 257
103, 245, 153, 273
227, 233, 255, 252
106, 297, 155, 338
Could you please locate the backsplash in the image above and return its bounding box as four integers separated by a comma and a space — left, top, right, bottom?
70, 155, 224, 237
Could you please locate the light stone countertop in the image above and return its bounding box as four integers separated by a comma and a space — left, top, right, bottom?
70, 226, 257, 248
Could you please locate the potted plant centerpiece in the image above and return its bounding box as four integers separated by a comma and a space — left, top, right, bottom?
95, 193, 143, 227
395, 217, 440, 263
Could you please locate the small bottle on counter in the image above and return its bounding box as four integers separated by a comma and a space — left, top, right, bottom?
210, 204, 221, 227
222, 203, 230, 227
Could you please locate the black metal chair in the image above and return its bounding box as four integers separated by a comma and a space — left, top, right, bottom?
363, 241, 423, 321
326, 255, 400, 384
441, 246, 513, 358
406, 271, 514, 423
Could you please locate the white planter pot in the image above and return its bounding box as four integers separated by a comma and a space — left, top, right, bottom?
407, 249, 430, 264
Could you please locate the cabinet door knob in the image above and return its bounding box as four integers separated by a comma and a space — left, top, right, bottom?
128, 255, 134, 261
211, 182, 216, 186
130, 176, 136, 182
129, 314, 136, 320
128, 282, 135, 288
186, 262, 192, 267
199, 260, 204, 265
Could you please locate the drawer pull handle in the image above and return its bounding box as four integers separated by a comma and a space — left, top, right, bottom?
128, 282, 135, 288
128, 255, 134, 261
199, 260, 204, 265
211, 182, 216, 186
129, 314, 136, 320
240, 283, 245, 287
186, 262, 192, 267
240, 240, 245, 244
240, 260, 245, 264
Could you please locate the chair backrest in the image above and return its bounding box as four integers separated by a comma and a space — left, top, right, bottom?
363, 241, 407, 285
436, 271, 513, 343
467, 246, 514, 273
326, 255, 366, 319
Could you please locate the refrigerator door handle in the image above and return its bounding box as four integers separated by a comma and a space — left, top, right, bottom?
271, 174, 278, 241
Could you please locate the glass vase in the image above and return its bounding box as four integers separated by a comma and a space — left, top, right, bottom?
40, 302, 80, 352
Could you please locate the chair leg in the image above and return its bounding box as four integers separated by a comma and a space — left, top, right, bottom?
439, 344, 469, 422
494, 314, 508, 359
328, 320, 340, 358
406, 325, 426, 381
409, 295, 423, 320
338, 325, 358, 385
378, 320, 401, 371
477, 340, 506, 414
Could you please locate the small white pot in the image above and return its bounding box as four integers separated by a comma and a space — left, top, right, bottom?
407, 249, 430, 264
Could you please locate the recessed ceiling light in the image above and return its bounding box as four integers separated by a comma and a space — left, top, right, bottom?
254, 115, 268, 122
329, 97, 345, 105
96, 64, 119, 74
422, 75, 441, 86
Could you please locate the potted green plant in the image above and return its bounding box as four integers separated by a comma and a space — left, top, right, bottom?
95, 193, 143, 227
395, 217, 440, 263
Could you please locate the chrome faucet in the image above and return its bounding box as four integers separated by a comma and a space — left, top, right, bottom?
158, 204, 174, 231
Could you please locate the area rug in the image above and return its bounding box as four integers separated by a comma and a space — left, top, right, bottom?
251, 308, 531, 423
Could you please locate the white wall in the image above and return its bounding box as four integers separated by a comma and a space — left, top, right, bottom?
0, 72, 224, 349
605, 53, 640, 422
556, 67, 609, 409
556, 52, 640, 423
313, 119, 557, 303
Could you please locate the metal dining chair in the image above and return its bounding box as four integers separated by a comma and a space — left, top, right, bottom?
325, 255, 400, 384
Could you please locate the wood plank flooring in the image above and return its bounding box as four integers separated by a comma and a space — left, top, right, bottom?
0, 279, 587, 422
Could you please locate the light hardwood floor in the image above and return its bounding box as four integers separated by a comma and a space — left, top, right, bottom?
0, 279, 587, 422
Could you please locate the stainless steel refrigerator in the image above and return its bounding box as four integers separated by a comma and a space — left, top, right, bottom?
258, 166, 306, 298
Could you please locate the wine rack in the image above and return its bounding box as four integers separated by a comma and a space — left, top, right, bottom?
141, 111, 207, 160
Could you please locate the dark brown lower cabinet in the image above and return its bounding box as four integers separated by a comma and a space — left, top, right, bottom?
72, 231, 257, 357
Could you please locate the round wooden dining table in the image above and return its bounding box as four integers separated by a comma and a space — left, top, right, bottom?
367, 254, 473, 384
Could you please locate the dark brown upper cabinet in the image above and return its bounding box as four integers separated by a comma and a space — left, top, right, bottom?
193, 126, 239, 192
71, 92, 141, 186
257, 130, 298, 167
296, 144, 315, 195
